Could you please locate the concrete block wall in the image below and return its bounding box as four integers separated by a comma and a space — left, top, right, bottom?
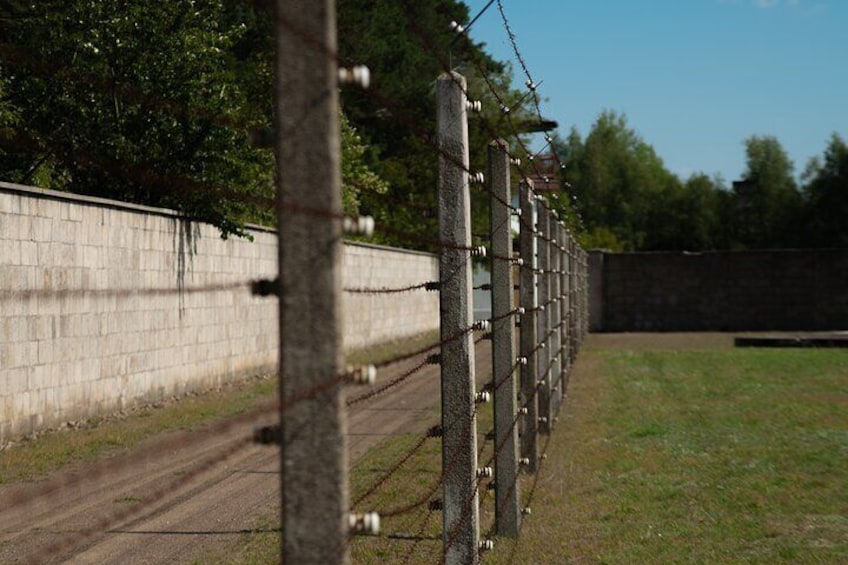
342, 242, 440, 351
1, 182, 439, 440
590, 249, 848, 332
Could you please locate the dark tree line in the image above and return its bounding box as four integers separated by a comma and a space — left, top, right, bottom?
553, 110, 848, 251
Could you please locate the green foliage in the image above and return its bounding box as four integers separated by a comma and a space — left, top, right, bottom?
558, 111, 684, 251
730, 135, 803, 248
341, 111, 389, 215
0, 0, 276, 236
801, 133, 848, 247
0, 1, 386, 237
558, 108, 846, 251
338, 0, 535, 251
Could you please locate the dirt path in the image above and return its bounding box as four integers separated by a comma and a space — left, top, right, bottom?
0, 341, 492, 564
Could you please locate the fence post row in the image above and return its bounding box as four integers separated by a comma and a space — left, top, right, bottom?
536, 205, 552, 435
558, 222, 569, 404
488, 138, 521, 537
437, 71, 481, 565
549, 212, 561, 422
275, 1, 347, 563
518, 179, 539, 473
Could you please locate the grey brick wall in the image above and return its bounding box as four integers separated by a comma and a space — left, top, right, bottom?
0, 182, 439, 440
590, 249, 848, 332
342, 242, 440, 351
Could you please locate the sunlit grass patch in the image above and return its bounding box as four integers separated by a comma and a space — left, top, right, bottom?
497, 346, 848, 564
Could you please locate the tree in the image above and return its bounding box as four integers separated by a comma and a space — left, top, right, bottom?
801, 133, 848, 247
337, 0, 535, 251
0, 1, 386, 237
0, 1, 277, 236
557, 110, 681, 250
731, 135, 802, 248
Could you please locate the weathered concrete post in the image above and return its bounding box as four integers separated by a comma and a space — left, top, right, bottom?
437, 71, 480, 565
549, 212, 561, 422
518, 179, 538, 473
569, 238, 577, 364
536, 206, 552, 435
559, 223, 570, 403
488, 139, 520, 537
275, 1, 347, 563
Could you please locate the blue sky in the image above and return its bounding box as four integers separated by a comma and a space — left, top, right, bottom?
465, 0, 847, 184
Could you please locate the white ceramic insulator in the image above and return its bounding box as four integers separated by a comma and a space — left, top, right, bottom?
343, 215, 375, 237
474, 320, 491, 332
510, 157, 521, 166
475, 391, 491, 404
519, 407, 528, 415
471, 246, 487, 258
479, 539, 495, 551
538, 305, 546, 313
465, 99, 482, 113
526, 80, 537, 91
450, 20, 465, 33
528, 154, 535, 162
338, 66, 371, 89
522, 507, 532, 515
540, 453, 548, 460
512, 257, 524, 267
517, 307, 526, 315
345, 365, 373, 385
470, 171, 484, 184
517, 356, 528, 366
476, 466, 493, 479
349, 512, 381, 535
518, 457, 530, 466
538, 417, 548, 424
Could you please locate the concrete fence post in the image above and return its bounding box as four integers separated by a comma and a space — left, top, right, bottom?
518, 179, 538, 473
569, 238, 577, 363
536, 206, 552, 435
437, 71, 480, 565
549, 213, 561, 422
558, 223, 569, 403
275, 0, 347, 562
488, 139, 520, 537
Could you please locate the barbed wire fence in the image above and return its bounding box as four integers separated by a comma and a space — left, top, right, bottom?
0, 1, 589, 564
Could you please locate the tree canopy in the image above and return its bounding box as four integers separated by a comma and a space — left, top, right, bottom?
1, 1, 844, 251
556, 110, 846, 251
0, 0, 388, 236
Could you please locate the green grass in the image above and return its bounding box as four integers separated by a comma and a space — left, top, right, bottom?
215, 342, 848, 564
487, 346, 848, 565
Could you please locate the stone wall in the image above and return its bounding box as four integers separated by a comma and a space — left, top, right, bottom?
590, 249, 848, 332
0, 182, 439, 440
342, 242, 439, 351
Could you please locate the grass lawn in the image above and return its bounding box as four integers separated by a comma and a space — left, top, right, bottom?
350, 339, 847, 564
